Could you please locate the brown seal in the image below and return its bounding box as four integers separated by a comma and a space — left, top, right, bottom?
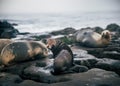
0, 41, 48, 66
0, 39, 12, 53
53, 50, 73, 74
76, 30, 111, 47
46, 38, 74, 74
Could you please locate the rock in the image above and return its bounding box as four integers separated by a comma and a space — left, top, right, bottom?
101, 51, 120, 60
73, 49, 98, 68
106, 23, 120, 33
12, 23, 18, 26
51, 68, 120, 86
88, 48, 120, 60
0, 73, 23, 86
0, 20, 19, 38
95, 58, 120, 75
23, 65, 71, 83
93, 26, 103, 33
0, 58, 48, 75
23, 67, 120, 85
70, 65, 88, 73
50, 27, 76, 35
18, 32, 30, 35
31, 34, 52, 41
17, 80, 47, 86
1, 29, 18, 38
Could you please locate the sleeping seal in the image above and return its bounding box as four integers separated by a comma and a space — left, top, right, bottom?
75, 30, 111, 47
0, 41, 48, 66
0, 39, 12, 53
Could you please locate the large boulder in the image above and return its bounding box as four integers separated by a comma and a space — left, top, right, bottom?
17, 80, 47, 86
23, 67, 120, 85
0, 20, 19, 38
95, 58, 120, 75
106, 23, 120, 33
0, 57, 49, 75
50, 68, 120, 86
88, 48, 120, 60
73, 49, 98, 68
0, 73, 23, 86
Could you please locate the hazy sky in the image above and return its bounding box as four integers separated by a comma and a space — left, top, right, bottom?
0, 0, 119, 14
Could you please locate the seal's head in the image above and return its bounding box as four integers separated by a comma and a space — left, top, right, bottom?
46, 38, 57, 49
101, 30, 111, 41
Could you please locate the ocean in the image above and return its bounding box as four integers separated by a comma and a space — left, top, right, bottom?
0, 11, 120, 33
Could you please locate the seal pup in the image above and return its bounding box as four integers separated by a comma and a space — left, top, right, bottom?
53, 50, 73, 74
75, 30, 111, 47
0, 41, 48, 66
46, 38, 73, 58
46, 38, 74, 74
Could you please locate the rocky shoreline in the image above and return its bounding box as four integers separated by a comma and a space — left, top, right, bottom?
0, 21, 120, 86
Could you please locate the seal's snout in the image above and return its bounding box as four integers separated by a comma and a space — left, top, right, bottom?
46, 44, 51, 49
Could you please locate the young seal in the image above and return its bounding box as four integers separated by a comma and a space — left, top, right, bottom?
75, 30, 111, 47
46, 38, 74, 74
46, 38, 73, 58
0, 41, 48, 66
53, 50, 73, 74
0, 39, 12, 53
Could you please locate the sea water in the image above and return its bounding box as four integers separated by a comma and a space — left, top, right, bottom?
0, 11, 120, 33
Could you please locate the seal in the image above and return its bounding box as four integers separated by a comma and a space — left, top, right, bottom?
0, 41, 48, 66
75, 30, 111, 47
53, 50, 73, 74
46, 38, 73, 58
46, 38, 74, 74
0, 39, 12, 53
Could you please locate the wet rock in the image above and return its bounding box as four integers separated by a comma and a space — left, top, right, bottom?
50, 27, 76, 35
0, 73, 23, 86
0, 20, 19, 38
17, 80, 47, 86
0, 58, 48, 75
70, 65, 88, 73
19, 32, 30, 35
95, 58, 120, 75
101, 51, 120, 60
23, 67, 120, 85
88, 48, 120, 60
73, 49, 98, 68
50, 68, 120, 86
106, 23, 120, 32
31, 34, 52, 41
93, 26, 103, 34
22, 65, 71, 83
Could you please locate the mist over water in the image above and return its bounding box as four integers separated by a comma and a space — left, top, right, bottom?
0, 10, 120, 33
0, 0, 120, 33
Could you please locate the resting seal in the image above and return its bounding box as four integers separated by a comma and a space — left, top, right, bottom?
53, 50, 73, 74
0, 39, 12, 53
0, 41, 48, 66
75, 30, 111, 47
46, 39, 73, 74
